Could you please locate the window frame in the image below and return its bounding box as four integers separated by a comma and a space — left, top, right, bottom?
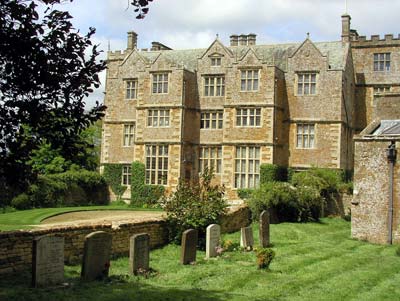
211, 57, 222, 66
234, 146, 261, 189
236, 108, 262, 127
152, 73, 169, 94
200, 111, 224, 129
373, 86, 391, 94
147, 109, 170, 128
123, 124, 135, 147
125, 79, 138, 100
121, 165, 132, 186
240, 69, 259, 92
373, 53, 391, 72
296, 123, 315, 149
199, 146, 222, 174
204, 75, 225, 97
296, 72, 317, 96
145, 145, 169, 185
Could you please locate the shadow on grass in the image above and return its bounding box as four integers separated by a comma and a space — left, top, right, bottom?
0, 272, 230, 301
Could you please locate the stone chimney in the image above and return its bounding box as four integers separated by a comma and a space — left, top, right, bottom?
127, 31, 138, 50
239, 34, 247, 46
341, 14, 351, 42
248, 33, 257, 45
230, 34, 239, 46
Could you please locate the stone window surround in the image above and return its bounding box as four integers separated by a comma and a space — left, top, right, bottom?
240, 69, 260, 92
199, 146, 222, 174
296, 123, 316, 149
235, 107, 262, 127
145, 144, 169, 185
200, 110, 224, 129
124, 78, 138, 100
123, 123, 135, 147
295, 71, 318, 96
151, 72, 169, 94
122, 165, 132, 186
203, 74, 225, 97
234, 146, 261, 189
147, 109, 170, 128
373, 52, 391, 72
373, 85, 391, 94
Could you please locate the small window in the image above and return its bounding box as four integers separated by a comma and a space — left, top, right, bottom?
374, 53, 391, 72
147, 110, 170, 127
297, 73, 317, 95
236, 108, 261, 127
152, 73, 168, 94
241, 70, 259, 91
126, 80, 137, 99
199, 146, 222, 174
122, 165, 131, 186
204, 76, 225, 97
211, 57, 221, 66
123, 124, 135, 146
296, 124, 315, 149
200, 111, 223, 129
373, 86, 391, 94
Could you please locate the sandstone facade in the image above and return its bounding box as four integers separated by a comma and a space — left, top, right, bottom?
101, 14, 400, 199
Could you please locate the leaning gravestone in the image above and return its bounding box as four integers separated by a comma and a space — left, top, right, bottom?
240, 226, 254, 250
129, 233, 150, 275
206, 224, 221, 259
259, 210, 270, 248
180, 229, 198, 264
81, 231, 112, 281
32, 235, 64, 287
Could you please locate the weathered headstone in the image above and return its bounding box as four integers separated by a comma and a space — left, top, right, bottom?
81, 231, 112, 281
32, 235, 64, 288
129, 233, 150, 275
180, 229, 198, 264
259, 210, 270, 248
240, 226, 254, 250
206, 224, 221, 259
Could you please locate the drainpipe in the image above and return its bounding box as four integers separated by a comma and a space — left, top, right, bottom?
386, 141, 397, 244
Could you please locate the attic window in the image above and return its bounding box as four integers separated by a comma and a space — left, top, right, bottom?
211, 57, 221, 66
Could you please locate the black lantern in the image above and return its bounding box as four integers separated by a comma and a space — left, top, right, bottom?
386, 141, 397, 163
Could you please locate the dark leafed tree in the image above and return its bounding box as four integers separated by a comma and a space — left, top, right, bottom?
0, 0, 106, 205
130, 0, 154, 19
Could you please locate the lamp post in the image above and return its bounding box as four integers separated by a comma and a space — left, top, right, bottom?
386, 141, 397, 244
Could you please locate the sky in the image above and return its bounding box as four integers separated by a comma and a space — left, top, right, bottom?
47, 0, 400, 108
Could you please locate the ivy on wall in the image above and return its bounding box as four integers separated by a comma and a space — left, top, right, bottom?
103, 164, 127, 200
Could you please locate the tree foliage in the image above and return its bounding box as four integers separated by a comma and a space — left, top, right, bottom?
0, 0, 106, 205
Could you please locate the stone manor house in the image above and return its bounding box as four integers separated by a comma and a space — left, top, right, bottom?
101, 14, 400, 199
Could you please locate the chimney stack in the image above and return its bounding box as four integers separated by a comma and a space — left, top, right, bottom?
239, 34, 247, 46
341, 14, 351, 43
230, 34, 239, 46
248, 33, 257, 45
127, 31, 138, 50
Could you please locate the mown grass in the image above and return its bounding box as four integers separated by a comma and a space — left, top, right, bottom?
1, 218, 400, 300
0, 205, 162, 231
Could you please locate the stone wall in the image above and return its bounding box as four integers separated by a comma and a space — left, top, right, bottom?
0, 206, 250, 275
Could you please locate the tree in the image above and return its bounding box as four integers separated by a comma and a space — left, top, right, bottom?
0, 0, 105, 205
129, 0, 154, 19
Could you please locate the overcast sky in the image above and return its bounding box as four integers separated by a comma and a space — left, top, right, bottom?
51, 0, 400, 108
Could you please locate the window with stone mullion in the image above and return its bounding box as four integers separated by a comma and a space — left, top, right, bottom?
123, 124, 135, 146
152, 73, 168, 94
234, 146, 260, 188
199, 146, 222, 174
374, 53, 391, 71
204, 76, 225, 96
126, 80, 137, 99
241, 70, 259, 91
122, 165, 132, 185
145, 145, 168, 185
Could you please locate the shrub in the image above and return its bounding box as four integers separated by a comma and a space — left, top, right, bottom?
290, 168, 342, 194
11, 193, 32, 210
162, 168, 227, 248
237, 188, 254, 199
222, 239, 240, 252
103, 164, 127, 201
256, 248, 275, 269
260, 164, 287, 184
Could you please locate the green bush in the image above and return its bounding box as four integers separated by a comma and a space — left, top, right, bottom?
103, 164, 127, 200
131, 161, 146, 205
290, 168, 342, 194
260, 164, 287, 184
237, 188, 254, 199
162, 168, 227, 248
256, 248, 275, 269
248, 181, 324, 222
12, 171, 108, 209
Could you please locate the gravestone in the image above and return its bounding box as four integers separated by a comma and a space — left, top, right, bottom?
81, 231, 112, 281
129, 233, 150, 275
32, 235, 64, 287
259, 210, 270, 248
180, 229, 198, 264
206, 224, 221, 259
240, 226, 254, 250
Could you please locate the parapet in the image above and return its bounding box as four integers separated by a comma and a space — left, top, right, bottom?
352, 34, 400, 47
107, 50, 126, 60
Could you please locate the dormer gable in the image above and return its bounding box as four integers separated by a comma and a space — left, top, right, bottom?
288, 38, 328, 72
237, 48, 262, 66
200, 38, 234, 60
290, 38, 325, 60
150, 52, 175, 71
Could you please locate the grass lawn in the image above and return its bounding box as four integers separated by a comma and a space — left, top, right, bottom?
0, 205, 162, 231
1, 218, 400, 301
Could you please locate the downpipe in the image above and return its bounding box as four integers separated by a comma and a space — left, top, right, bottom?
387, 141, 397, 245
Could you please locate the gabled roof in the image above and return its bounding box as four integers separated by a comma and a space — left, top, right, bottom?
372, 120, 400, 136
133, 40, 347, 72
